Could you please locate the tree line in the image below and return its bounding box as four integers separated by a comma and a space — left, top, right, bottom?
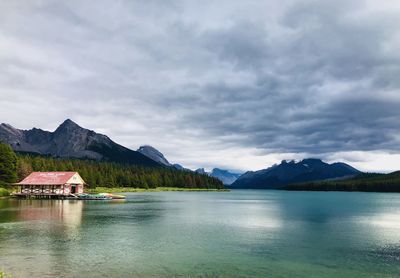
282, 172, 400, 192
0, 143, 224, 189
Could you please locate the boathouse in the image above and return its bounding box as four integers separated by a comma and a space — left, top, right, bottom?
15, 172, 85, 198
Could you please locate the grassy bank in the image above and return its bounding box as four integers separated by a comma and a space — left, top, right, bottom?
0, 188, 11, 197
86, 187, 229, 193
0, 270, 12, 278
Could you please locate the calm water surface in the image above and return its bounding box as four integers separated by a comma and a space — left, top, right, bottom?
0, 190, 399, 277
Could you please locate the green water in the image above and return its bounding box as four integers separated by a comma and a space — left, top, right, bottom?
0, 190, 399, 277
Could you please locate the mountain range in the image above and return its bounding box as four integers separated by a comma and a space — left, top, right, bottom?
0, 120, 363, 188
230, 158, 361, 189
0, 119, 160, 167
137, 146, 241, 184
0, 120, 241, 184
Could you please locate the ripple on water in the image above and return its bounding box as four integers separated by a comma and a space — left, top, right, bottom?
370, 244, 400, 262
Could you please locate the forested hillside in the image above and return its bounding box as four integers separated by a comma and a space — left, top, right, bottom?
282, 172, 400, 192
16, 153, 224, 189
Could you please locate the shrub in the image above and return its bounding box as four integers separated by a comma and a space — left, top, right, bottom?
0, 188, 10, 197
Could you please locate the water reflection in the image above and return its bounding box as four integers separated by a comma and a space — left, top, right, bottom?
81, 194, 165, 225
0, 199, 84, 277
0, 199, 83, 242
17, 199, 83, 228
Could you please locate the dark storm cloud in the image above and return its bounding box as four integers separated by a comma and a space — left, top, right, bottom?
157, 0, 400, 156
0, 0, 399, 170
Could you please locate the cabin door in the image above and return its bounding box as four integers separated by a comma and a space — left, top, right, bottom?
71, 185, 76, 194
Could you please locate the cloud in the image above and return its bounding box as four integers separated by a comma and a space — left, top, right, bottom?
0, 0, 399, 172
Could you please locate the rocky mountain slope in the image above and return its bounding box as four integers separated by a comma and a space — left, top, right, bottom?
0, 119, 160, 167
231, 158, 361, 189
137, 145, 171, 166
137, 146, 195, 171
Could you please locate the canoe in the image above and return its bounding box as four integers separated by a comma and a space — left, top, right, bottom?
77, 193, 112, 200
99, 193, 126, 199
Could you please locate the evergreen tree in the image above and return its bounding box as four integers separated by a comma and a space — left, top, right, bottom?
17, 159, 33, 180
0, 143, 18, 185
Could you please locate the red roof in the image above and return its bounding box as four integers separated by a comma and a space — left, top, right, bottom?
17, 172, 78, 185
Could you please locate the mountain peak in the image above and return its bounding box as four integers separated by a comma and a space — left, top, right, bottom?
56, 119, 83, 132
195, 168, 206, 174
211, 168, 231, 175
301, 158, 323, 163
137, 145, 170, 166
60, 119, 80, 127
138, 145, 159, 153
0, 123, 20, 134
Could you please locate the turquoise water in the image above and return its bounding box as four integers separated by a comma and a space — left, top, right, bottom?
0, 190, 399, 277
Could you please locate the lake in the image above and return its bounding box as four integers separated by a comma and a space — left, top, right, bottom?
0, 190, 399, 277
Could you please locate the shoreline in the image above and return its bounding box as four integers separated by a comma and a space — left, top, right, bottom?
0, 187, 229, 200
86, 187, 230, 193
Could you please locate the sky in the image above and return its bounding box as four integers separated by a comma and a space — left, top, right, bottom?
1, 0, 400, 173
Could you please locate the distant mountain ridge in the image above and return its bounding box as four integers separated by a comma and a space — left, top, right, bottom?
137, 146, 193, 171
209, 168, 241, 185
231, 158, 361, 189
195, 168, 241, 185
138, 146, 240, 184
0, 119, 160, 167
137, 145, 171, 166
195, 168, 207, 174
3, 121, 356, 188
